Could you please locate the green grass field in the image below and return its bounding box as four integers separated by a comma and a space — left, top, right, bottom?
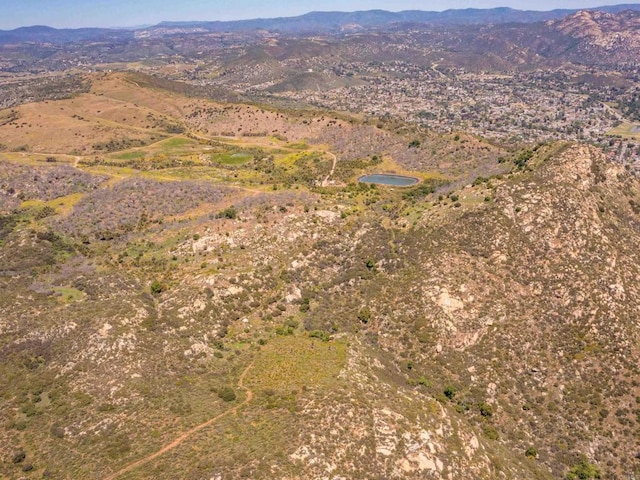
213, 152, 253, 165
111, 151, 147, 161
245, 334, 347, 392
607, 122, 640, 139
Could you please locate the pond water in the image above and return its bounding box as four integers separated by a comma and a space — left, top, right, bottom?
358, 174, 419, 187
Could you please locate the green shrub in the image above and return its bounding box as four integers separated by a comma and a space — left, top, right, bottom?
218, 387, 237, 402
34, 206, 57, 219
402, 183, 438, 200
472, 176, 487, 186
565, 459, 601, 480
357, 307, 372, 324
483, 425, 499, 440
479, 402, 493, 417
217, 206, 238, 219
20, 403, 36, 417
417, 376, 431, 387
299, 298, 310, 312
444, 386, 456, 400
514, 149, 534, 169
308, 330, 331, 342
275, 325, 293, 335
525, 447, 538, 458
150, 280, 164, 295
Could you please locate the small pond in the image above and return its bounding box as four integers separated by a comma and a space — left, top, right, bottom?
358, 174, 419, 187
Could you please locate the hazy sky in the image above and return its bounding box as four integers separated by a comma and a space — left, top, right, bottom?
0, 0, 635, 30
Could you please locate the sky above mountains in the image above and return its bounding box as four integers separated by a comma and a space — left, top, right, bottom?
0, 0, 630, 29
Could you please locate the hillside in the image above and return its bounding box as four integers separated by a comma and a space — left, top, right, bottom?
546, 9, 640, 64
1, 74, 639, 480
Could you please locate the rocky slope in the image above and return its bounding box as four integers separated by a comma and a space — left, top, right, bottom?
546, 9, 640, 64
2, 139, 640, 479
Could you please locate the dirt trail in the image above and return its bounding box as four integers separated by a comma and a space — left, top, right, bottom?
321, 152, 337, 186
103, 362, 254, 480
431, 63, 446, 78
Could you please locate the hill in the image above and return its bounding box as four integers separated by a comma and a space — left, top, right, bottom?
545, 9, 640, 64
0, 73, 639, 479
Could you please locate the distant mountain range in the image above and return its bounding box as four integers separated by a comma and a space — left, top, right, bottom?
0, 25, 132, 44
1, 4, 640, 44
155, 4, 640, 32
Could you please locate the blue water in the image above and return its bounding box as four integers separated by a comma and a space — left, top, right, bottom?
358, 174, 419, 187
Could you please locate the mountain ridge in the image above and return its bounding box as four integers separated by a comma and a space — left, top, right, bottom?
1, 4, 640, 43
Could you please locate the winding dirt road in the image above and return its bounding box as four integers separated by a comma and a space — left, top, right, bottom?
104, 362, 254, 480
